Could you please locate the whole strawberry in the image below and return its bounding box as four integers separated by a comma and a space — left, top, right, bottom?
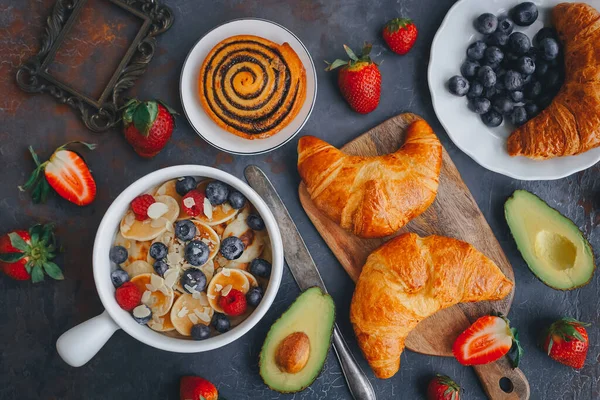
427, 374, 460, 400
325, 43, 381, 114
180, 375, 219, 400
383, 17, 418, 55
543, 317, 590, 369
0, 224, 63, 282
123, 99, 177, 158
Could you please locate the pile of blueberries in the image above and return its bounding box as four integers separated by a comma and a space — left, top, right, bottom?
447, 2, 563, 127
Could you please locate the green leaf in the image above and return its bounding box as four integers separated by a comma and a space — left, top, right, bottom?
29, 224, 43, 245
362, 42, 373, 57
133, 101, 159, 136
157, 100, 179, 116
324, 59, 348, 71
57, 141, 97, 152
40, 224, 55, 246
43, 261, 64, 280
24, 261, 32, 273
509, 327, 524, 368
31, 265, 44, 283
28, 146, 42, 167
0, 252, 25, 263
343, 44, 359, 61
8, 233, 29, 252
33, 178, 52, 204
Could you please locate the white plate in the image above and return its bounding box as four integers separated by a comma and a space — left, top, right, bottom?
429, 0, 600, 180
180, 18, 317, 155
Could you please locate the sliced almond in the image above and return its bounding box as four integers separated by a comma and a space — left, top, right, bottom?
133, 305, 151, 319
188, 313, 199, 325
141, 290, 152, 304
164, 268, 179, 288
147, 202, 169, 219
221, 284, 233, 297
222, 268, 231, 277
150, 274, 164, 288
178, 306, 189, 318
183, 197, 196, 208
203, 198, 213, 219
146, 283, 156, 292
215, 284, 223, 292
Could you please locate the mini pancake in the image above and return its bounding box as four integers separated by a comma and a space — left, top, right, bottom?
193, 180, 239, 226
171, 293, 214, 336
207, 268, 250, 313
148, 292, 180, 332
120, 196, 179, 241
213, 253, 248, 271
113, 232, 151, 267
154, 179, 197, 220
191, 220, 220, 263
239, 270, 259, 288
222, 207, 265, 263
130, 273, 174, 317
122, 260, 154, 278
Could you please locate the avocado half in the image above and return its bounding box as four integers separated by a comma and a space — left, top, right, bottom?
505, 190, 595, 290
259, 287, 335, 393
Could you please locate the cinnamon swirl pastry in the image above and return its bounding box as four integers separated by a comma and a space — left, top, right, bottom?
198, 35, 307, 140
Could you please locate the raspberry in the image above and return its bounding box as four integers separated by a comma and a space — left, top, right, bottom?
219, 289, 247, 316
131, 194, 155, 220
181, 190, 205, 217
115, 282, 142, 311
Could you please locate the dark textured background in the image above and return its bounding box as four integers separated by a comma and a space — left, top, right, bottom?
0, 0, 598, 399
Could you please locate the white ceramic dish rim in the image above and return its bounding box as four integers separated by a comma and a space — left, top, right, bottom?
428, 0, 600, 180
93, 165, 283, 353
179, 18, 318, 156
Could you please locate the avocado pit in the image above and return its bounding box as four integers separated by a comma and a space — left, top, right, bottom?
275, 332, 310, 374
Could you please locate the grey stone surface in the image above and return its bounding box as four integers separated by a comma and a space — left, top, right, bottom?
0, 0, 598, 399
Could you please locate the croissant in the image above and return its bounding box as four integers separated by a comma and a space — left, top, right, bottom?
297, 119, 442, 238
350, 233, 513, 379
507, 3, 600, 159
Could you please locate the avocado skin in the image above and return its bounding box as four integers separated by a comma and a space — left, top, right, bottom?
504, 189, 596, 290
259, 287, 336, 393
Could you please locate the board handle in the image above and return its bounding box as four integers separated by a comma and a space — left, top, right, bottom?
472, 357, 530, 400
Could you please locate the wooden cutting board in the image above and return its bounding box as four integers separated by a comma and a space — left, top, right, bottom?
299, 113, 530, 399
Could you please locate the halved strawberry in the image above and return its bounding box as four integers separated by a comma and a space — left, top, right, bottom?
20, 141, 96, 206
452, 315, 523, 367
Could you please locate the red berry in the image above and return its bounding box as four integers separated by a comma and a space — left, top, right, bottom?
115, 282, 142, 311
130, 194, 155, 221
181, 190, 205, 217
219, 289, 247, 316
383, 18, 418, 55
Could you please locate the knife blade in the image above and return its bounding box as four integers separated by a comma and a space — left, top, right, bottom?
244, 165, 376, 400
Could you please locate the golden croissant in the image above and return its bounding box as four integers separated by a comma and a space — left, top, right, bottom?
350, 233, 513, 379
297, 119, 442, 238
507, 3, 600, 159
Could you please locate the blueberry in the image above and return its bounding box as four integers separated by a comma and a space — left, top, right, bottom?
510, 106, 528, 126
481, 110, 503, 127
175, 176, 197, 196
543, 69, 561, 89
180, 268, 207, 293
153, 260, 169, 277
468, 97, 491, 115
110, 246, 128, 264
524, 102, 540, 118
477, 66, 496, 88
149, 242, 168, 260
510, 90, 524, 103
511, 2, 538, 26
525, 80, 542, 99
191, 324, 211, 340
467, 41, 487, 61
508, 32, 531, 55
539, 38, 559, 61
474, 13, 498, 34
522, 73, 533, 86
461, 60, 480, 79
175, 220, 196, 241
185, 240, 210, 266
535, 61, 549, 78
493, 96, 514, 115
249, 258, 272, 278
483, 86, 497, 99
467, 81, 484, 99
110, 268, 130, 287
448, 75, 470, 96
535, 27, 557, 44
496, 16, 514, 34
504, 70, 523, 91
247, 214, 265, 231
220, 237, 245, 260
227, 190, 247, 210
516, 56, 535, 75
205, 181, 229, 205
486, 32, 509, 47
212, 313, 231, 333
484, 46, 504, 65
132, 305, 152, 325
246, 286, 264, 307
494, 80, 506, 94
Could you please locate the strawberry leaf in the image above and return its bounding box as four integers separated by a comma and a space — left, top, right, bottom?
43, 261, 64, 280
8, 233, 29, 252
325, 59, 348, 71
157, 100, 179, 116
509, 327, 524, 368
133, 101, 159, 136
343, 44, 359, 61
0, 252, 25, 263
31, 265, 44, 283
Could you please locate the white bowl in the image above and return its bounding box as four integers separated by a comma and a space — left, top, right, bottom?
429, 0, 600, 180
180, 18, 317, 155
56, 166, 283, 367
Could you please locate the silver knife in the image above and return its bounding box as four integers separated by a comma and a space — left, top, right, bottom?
245, 165, 376, 400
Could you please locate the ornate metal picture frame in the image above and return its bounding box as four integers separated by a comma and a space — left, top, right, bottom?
16, 0, 173, 132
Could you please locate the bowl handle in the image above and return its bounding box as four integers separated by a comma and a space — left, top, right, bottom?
56, 310, 120, 367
